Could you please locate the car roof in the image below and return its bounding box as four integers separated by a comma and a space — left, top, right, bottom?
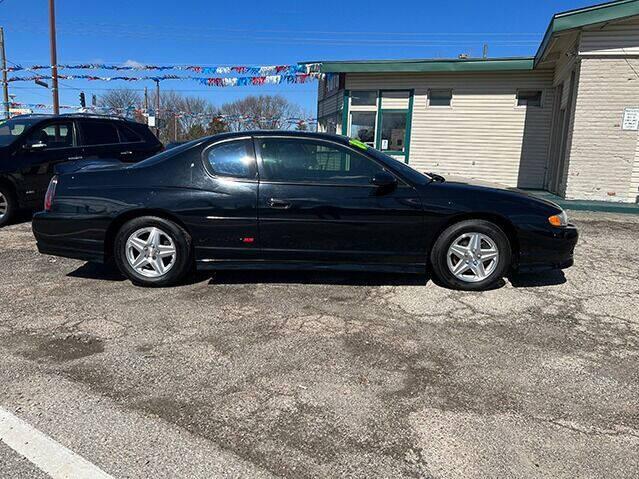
10, 113, 138, 123
203, 130, 351, 145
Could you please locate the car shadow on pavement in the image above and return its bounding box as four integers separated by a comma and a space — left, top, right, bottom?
67, 262, 126, 282
204, 270, 431, 286
508, 270, 567, 288
9, 210, 35, 226
66, 263, 431, 287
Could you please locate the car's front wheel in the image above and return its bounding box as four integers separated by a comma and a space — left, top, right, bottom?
0, 185, 17, 228
430, 219, 511, 291
114, 216, 192, 287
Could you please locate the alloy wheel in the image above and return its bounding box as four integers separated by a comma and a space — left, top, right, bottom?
446, 232, 499, 283
0, 192, 7, 220
125, 227, 177, 278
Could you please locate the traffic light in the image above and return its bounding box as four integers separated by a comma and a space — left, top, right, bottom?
79, 92, 86, 108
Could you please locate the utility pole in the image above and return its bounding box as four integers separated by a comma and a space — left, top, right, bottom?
49, 0, 60, 114
143, 86, 148, 112
483, 43, 489, 59
155, 80, 160, 138
0, 27, 10, 119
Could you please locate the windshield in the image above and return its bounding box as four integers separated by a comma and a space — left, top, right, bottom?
0, 117, 41, 146
366, 148, 432, 186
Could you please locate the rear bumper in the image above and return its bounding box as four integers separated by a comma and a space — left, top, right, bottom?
32, 212, 106, 263
515, 224, 578, 272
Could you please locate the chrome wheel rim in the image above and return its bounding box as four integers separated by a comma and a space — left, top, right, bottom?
446, 232, 499, 283
0, 192, 7, 220
125, 227, 177, 278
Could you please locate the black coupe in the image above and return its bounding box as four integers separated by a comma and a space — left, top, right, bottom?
32, 131, 578, 290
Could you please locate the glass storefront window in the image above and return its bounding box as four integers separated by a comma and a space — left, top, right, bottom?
380, 112, 407, 152
350, 112, 376, 146
351, 91, 378, 106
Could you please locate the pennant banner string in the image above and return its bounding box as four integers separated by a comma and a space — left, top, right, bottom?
5, 63, 319, 75
7, 72, 320, 86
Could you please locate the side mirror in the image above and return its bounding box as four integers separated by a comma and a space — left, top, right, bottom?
371, 171, 397, 189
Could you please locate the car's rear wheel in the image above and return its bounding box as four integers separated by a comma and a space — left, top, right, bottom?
430, 219, 511, 291
0, 185, 17, 228
114, 216, 192, 287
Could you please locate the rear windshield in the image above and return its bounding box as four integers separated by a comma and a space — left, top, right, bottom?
0, 117, 41, 146
127, 138, 205, 169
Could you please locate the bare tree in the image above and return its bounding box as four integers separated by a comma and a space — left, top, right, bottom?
97, 89, 142, 114
144, 90, 227, 143
219, 95, 303, 132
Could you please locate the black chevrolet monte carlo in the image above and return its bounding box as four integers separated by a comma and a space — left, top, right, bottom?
32, 131, 578, 290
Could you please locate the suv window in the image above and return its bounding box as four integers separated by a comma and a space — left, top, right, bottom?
81, 121, 120, 146
118, 125, 143, 143
258, 138, 384, 185
205, 139, 256, 179
25, 121, 74, 149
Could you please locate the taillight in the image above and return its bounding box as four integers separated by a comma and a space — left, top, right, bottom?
44, 176, 58, 211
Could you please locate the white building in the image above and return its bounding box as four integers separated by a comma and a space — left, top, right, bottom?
316, 0, 639, 203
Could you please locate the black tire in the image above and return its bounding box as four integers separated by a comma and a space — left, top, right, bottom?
430, 219, 512, 291
113, 216, 192, 287
0, 184, 17, 228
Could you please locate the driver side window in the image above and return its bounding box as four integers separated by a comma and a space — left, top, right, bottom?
26, 122, 74, 149
258, 138, 384, 185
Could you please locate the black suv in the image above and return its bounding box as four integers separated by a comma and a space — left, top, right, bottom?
0, 114, 162, 226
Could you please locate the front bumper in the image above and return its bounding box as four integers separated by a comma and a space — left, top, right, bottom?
515, 223, 578, 273
32, 212, 106, 263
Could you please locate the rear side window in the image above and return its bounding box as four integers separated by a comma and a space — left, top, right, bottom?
118, 125, 143, 143
205, 139, 256, 179
81, 121, 120, 146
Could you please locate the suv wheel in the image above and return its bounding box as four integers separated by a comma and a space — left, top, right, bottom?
430, 219, 511, 291
114, 216, 192, 287
0, 185, 16, 228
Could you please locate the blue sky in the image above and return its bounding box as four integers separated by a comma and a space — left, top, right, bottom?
1, 0, 597, 114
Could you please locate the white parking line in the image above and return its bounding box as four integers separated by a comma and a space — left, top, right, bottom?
0, 407, 113, 479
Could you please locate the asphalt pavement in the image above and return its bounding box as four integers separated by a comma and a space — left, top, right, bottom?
0, 210, 637, 478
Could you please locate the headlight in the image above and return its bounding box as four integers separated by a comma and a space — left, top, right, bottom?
548, 210, 568, 227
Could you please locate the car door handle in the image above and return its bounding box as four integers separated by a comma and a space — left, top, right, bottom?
268, 198, 292, 209
67, 156, 83, 160
120, 151, 133, 156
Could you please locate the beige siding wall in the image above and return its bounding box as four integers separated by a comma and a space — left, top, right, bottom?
318, 91, 342, 118
580, 16, 639, 56
630, 133, 639, 203
345, 71, 555, 188
564, 57, 639, 201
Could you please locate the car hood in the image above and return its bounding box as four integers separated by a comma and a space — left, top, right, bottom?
437, 175, 563, 210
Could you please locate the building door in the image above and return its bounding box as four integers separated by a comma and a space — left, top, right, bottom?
377, 109, 410, 163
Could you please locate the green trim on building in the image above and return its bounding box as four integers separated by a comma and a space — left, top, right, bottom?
524, 189, 639, 214
405, 90, 414, 165
320, 58, 534, 74
536, 0, 639, 64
